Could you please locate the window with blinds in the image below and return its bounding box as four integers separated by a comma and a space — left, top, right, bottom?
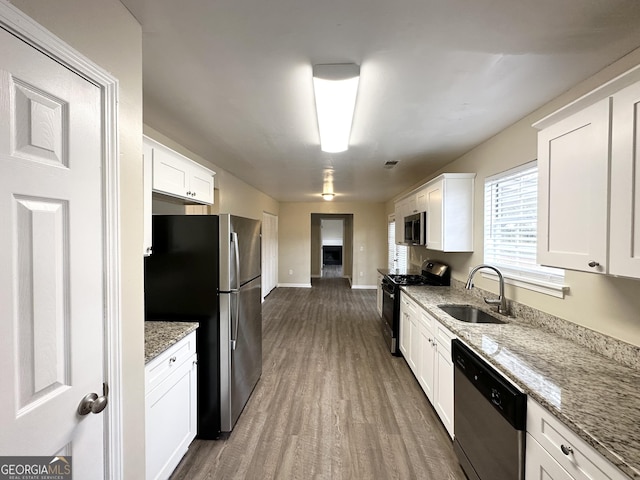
388, 217, 408, 271
484, 161, 564, 285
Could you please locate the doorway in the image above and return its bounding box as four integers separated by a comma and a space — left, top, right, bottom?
310, 214, 354, 283
321, 218, 344, 277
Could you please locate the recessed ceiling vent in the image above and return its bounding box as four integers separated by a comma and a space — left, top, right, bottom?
384, 160, 399, 169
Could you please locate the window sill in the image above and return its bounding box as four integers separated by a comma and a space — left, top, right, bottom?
481, 271, 570, 299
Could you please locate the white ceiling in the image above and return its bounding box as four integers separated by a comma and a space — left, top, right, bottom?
120, 0, 640, 203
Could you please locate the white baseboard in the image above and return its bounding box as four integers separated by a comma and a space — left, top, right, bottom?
277, 283, 312, 288
351, 284, 377, 290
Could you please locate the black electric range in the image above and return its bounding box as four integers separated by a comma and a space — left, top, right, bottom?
381, 261, 450, 355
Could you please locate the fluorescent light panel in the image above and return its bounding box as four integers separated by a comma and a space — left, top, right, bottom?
313, 64, 360, 153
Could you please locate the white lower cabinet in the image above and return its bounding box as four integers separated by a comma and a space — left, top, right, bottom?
526, 433, 574, 480
526, 398, 630, 480
145, 332, 198, 480
399, 293, 417, 362
399, 292, 456, 439
417, 311, 435, 403
433, 323, 455, 438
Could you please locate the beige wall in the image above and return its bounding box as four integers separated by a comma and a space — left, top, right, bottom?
144, 126, 279, 220
8, 0, 146, 477
279, 202, 386, 287
387, 47, 640, 348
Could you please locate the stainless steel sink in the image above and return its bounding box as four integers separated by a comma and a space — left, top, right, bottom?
438, 304, 505, 324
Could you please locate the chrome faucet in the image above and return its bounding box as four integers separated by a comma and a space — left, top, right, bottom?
465, 264, 508, 315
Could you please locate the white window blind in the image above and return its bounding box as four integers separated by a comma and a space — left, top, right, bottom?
388, 217, 407, 271
484, 161, 565, 287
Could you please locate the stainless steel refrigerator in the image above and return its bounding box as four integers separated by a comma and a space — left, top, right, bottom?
144, 214, 262, 438
218, 214, 262, 432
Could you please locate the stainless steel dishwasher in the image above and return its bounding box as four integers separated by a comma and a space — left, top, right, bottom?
451, 339, 527, 480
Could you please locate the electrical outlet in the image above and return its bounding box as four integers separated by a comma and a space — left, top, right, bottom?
288, 269, 293, 275
359, 271, 364, 277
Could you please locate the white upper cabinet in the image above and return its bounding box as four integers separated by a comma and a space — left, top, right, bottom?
393, 173, 474, 251
425, 174, 475, 252
144, 135, 215, 205
536, 99, 610, 273
534, 65, 640, 278
405, 194, 418, 215
415, 187, 428, 212
394, 197, 409, 244
610, 80, 640, 278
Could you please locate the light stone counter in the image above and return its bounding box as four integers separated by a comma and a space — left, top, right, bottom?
402, 285, 640, 479
144, 321, 199, 364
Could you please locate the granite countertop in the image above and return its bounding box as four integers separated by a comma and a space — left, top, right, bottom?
402, 285, 640, 479
144, 321, 199, 364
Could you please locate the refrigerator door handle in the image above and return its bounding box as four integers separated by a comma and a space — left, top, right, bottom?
230, 290, 240, 350
230, 231, 241, 351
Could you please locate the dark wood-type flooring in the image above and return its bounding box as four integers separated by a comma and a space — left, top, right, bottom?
171, 278, 466, 479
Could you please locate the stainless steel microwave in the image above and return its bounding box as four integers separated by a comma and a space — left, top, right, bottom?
404, 212, 425, 245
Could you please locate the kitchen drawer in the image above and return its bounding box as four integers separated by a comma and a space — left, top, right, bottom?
435, 322, 455, 352
401, 293, 418, 312
527, 399, 630, 480
418, 309, 435, 333
146, 331, 197, 393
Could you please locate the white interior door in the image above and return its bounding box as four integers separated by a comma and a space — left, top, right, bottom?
0, 26, 105, 477
261, 212, 278, 299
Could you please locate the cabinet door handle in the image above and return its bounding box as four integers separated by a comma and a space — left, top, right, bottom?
169, 356, 177, 365
588, 261, 600, 268
560, 444, 573, 455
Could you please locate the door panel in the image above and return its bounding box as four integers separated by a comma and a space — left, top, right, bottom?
230, 277, 262, 427
230, 215, 261, 284
537, 99, 610, 272
0, 27, 104, 476
610, 81, 640, 277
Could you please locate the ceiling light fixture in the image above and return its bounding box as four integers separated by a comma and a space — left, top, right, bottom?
312, 63, 360, 153
322, 193, 335, 201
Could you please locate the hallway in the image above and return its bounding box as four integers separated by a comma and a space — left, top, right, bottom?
171, 279, 465, 479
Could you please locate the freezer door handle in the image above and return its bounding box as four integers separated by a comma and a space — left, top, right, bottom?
231, 232, 240, 291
